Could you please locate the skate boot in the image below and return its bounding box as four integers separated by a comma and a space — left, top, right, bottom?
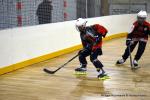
116, 58, 125, 65
75, 65, 87, 75
133, 60, 140, 69
97, 71, 110, 80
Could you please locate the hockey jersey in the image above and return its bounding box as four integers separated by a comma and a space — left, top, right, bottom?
128, 21, 150, 41
80, 24, 108, 51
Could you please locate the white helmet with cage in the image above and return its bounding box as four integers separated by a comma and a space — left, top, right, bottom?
137, 10, 147, 18
76, 18, 87, 27
75, 18, 87, 31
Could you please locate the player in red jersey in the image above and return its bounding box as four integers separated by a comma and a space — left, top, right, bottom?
116, 11, 150, 68
75, 18, 108, 79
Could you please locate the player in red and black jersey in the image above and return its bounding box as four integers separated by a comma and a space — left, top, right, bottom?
75, 18, 108, 78
116, 11, 150, 68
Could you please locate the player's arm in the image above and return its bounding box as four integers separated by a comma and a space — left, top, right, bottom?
78, 36, 91, 54
80, 36, 87, 48
92, 24, 108, 45
92, 34, 102, 46
79, 32, 87, 47
93, 24, 108, 38
126, 24, 135, 46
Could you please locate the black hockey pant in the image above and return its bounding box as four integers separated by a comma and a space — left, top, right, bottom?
79, 49, 103, 71
122, 41, 147, 61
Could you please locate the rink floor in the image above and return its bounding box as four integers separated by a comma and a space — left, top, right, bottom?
0, 38, 150, 100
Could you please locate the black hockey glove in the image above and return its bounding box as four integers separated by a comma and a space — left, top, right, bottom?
143, 26, 150, 35
126, 39, 134, 46
93, 34, 102, 46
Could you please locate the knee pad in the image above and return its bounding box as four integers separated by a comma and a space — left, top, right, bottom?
92, 59, 103, 68
90, 58, 98, 63
91, 59, 98, 63
90, 57, 97, 62
79, 55, 87, 65
79, 54, 85, 59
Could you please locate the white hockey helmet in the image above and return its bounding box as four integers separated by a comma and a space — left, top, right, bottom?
137, 10, 147, 18
75, 18, 87, 31
76, 18, 87, 27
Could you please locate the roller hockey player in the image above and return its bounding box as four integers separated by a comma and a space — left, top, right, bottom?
116, 11, 150, 68
75, 18, 109, 79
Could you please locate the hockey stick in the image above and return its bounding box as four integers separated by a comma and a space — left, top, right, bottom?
128, 44, 134, 69
43, 54, 79, 74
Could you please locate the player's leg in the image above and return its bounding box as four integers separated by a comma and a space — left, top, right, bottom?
133, 41, 147, 67
116, 41, 138, 64
75, 49, 90, 72
90, 49, 107, 78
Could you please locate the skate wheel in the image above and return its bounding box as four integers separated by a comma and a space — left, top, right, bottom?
131, 66, 140, 70
74, 71, 87, 75
98, 75, 110, 80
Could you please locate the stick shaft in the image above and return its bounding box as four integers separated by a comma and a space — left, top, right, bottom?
53, 54, 79, 72
128, 45, 133, 67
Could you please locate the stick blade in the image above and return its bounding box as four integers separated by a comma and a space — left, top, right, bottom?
43, 68, 55, 74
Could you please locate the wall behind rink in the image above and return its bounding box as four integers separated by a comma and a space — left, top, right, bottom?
0, 14, 149, 75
